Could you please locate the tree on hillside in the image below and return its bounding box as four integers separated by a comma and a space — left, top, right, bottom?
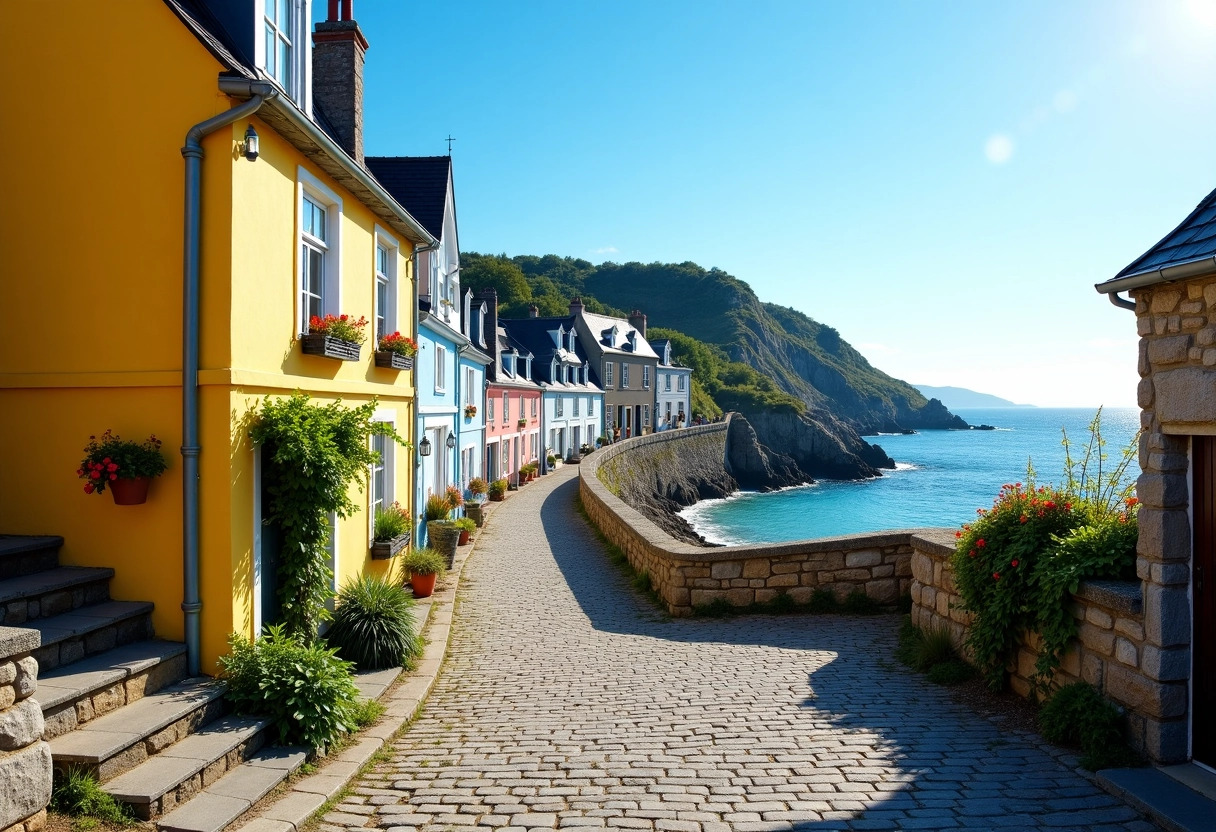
461, 253, 531, 308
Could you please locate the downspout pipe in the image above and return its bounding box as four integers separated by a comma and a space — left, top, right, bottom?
180, 79, 277, 676
1107, 292, 1136, 311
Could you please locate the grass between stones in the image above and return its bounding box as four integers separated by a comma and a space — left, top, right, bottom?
574, 495, 667, 612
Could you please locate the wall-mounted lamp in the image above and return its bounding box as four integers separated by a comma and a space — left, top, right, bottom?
240, 124, 260, 162
418, 436, 432, 457
445, 433, 456, 450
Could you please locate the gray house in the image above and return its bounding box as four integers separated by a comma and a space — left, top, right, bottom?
568, 300, 659, 439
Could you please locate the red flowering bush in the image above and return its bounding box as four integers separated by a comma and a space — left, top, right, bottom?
78, 430, 168, 495
309, 314, 368, 345
377, 331, 417, 357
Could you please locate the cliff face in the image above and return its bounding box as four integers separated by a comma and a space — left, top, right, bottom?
740, 409, 895, 480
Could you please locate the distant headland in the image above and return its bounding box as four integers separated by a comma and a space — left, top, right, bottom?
913, 385, 1034, 410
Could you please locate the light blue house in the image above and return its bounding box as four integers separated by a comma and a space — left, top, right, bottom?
650, 339, 693, 430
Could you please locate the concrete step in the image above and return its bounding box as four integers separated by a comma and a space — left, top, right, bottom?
103, 714, 271, 820
48, 676, 226, 782
0, 534, 63, 580
39, 640, 188, 739
155, 746, 308, 832
29, 599, 155, 672
0, 566, 114, 626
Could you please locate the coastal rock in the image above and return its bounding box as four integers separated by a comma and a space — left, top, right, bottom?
742, 408, 895, 480
725, 416, 810, 491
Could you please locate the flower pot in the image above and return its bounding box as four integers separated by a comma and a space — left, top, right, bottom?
373, 351, 414, 370
409, 572, 438, 598
426, 521, 460, 567
465, 504, 485, 527
110, 477, 151, 505
300, 333, 361, 361
370, 530, 411, 560
489, 492, 505, 502
458, 529, 471, 546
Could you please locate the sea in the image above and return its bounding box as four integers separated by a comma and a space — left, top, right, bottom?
680, 407, 1142, 545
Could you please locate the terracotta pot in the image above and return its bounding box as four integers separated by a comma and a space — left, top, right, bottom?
458, 529, 471, 545
409, 572, 437, 598
489, 493, 505, 502
110, 477, 151, 505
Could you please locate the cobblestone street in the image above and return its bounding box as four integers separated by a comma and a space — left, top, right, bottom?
325, 467, 1158, 832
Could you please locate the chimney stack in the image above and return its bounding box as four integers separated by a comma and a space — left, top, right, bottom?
313, 0, 369, 164
628, 309, 647, 338
528, 304, 539, 318
477, 288, 499, 381
569, 297, 584, 317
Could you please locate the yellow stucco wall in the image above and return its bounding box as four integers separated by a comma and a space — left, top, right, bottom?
0, 1, 417, 672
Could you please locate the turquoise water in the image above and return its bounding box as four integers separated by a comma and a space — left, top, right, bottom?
681, 407, 1141, 544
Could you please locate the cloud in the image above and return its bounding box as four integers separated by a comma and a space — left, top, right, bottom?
591, 246, 618, 255
984, 134, 1015, 164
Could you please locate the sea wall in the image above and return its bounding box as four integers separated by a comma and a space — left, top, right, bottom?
581, 427, 941, 614
910, 536, 1180, 764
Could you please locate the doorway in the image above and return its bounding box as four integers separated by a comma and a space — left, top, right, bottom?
1193, 436, 1216, 767
254, 444, 281, 634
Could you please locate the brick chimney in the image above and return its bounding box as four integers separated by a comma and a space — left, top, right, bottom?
477, 288, 499, 381
628, 309, 647, 338
312, 0, 369, 164
569, 297, 584, 317
528, 304, 539, 318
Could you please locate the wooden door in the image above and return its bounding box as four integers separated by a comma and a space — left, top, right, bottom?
1193, 436, 1216, 767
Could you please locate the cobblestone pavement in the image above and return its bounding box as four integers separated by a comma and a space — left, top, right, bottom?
328, 467, 1159, 832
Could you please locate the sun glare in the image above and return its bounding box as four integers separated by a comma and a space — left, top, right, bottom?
1185, 0, 1216, 28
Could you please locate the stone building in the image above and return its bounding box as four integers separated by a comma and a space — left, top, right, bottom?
1095, 185, 1216, 766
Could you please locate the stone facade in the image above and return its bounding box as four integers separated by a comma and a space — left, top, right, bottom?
910, 534, 1185, 763
0, 627, 50, 832
581, 427, 926, 614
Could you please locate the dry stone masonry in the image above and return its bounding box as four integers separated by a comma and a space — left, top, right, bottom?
0, 626, 50, 832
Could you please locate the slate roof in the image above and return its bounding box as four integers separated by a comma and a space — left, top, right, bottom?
578, 311, 659, 359
161, 0, 254, 78
364, 157, 451, 240
500, 317, 599, 387
648, 339, 689, 370
1100, 185, 1216, 291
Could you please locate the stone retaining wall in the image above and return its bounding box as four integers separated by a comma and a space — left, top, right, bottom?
910, 536, 1182, 763
580, 427, 945, 614
0, 627, 50, 832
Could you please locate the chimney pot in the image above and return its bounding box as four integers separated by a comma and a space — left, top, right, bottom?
628, 309, 647, 338
528, 304, 539, 318
569, 297, 584, 316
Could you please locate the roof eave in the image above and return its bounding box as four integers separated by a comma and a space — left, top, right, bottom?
1095, 255, 1216, 295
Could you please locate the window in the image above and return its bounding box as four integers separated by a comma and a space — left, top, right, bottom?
621, 363, 630, 389
369, 412, 395, 537
465, 367, 475, 405
678, 374, 686, 392
643, 405, 650, 427
604, 361, 614, 388
487, 395, 494, 423
374, 228, 398, 342
259, 0, 308, 108
297, 168, 342, 335
502, 392, 509, 424
590, 398, 595, 417
531, 397, 537, 417
573, 396, 580, 417
643, 365, 650, 390
556, 396, 564, 417
665, 373, 672, 392
435, 345, 447, 392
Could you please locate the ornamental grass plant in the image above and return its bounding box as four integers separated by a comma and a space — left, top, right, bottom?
953, 408, 1139, 692
424, 493, 451, 521
402, 547, 448, 577
373, 501, 412, 542
325, 574, 421, 670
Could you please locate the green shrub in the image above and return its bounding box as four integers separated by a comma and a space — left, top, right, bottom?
219, 624, 360, 749
325, 574, 421, 670
350, 697, 385, 729
488, 478, 507, 497
424, 493, 451, 521
926, 659, 977, 685
631, 569, 653, 593
896, 618, 976, 685
51, 767, 134, 824
842, 589, 879, 615
373, 502, 412, 542
403, 547, 447, 577
454, 517, 476, 533
693, 597, 734, 617
807, 588, 840, 614
768, 593, 797, 615
1039, 682, 1134, 770
468, 477, 488, 496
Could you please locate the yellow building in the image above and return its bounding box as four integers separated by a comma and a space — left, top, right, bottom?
0, 0, 431, 674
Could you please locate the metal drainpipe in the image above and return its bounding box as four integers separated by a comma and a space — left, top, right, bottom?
180, 81, 277, 676
1108, 292, 1136, 311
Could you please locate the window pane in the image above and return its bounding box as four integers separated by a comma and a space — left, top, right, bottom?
377, 245, 388, 275
264, 26, 275, 75
279, 37, 292, 89
277, 0, 290, 30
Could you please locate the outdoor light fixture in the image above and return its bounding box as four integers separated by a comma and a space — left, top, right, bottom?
445, 433, 456, 450
418, 436, 432, 457
241, 124, 259, 161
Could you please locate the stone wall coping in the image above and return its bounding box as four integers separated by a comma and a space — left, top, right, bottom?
582, 427, 952, 562
910, 529, 958, 557
1074, 580, 1143, 616
0, 626, 40, 659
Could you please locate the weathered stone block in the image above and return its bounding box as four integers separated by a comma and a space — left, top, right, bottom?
710, 562, 741, 580
872, 564, 895, 578
0, 662, 15, 686
895, 556, 913, 578
920, 586, 937, 609
1154, 316, 1168, 335
845, 550, 881, 568
1077, 622, 1115, 655
911, 553, 934, 585
1154, 366, 1216, 425
865, 578, 898, 604
1144, 716, 1190, 764
0, 687, 15, 710
1168, 315, 1181, 332
1151, 289, 1182, 314
1085, 607, 1113, 629
1150, 562, 1190, 585
1116, 637, 1138, 667
725, 588, 752, 606
1059, 647, 1081, 676
1183, 316, 1205, 331
1144, 584, 1190, 647
1205, 283, 1216, 308
1115, 617, 1145, 641
787, 587, 814, 604
0, 742, 51, 830
1137, 508, 1191, 561
767, 573, 798, 588
1081, 653, 1104, 688
1105, 665, 1186, 718
1190, 347, 1204, 361
0, 699, 44, 751
1141, 644, 1189, 681
771, 562, 800, 575
1181, 299, 1204, 314
1187, 284, 1204, 300
1136, 472, 1188, 508
1137, 378, 1154, 407
1137, 316, 1153, 336
935, 592, 950, 617
741, 560, 770, 579
1199, 326, 1216, 346
830, 568, 871, 582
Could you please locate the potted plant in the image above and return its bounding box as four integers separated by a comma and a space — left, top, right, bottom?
517, 418, 528, 429
488, 479, 507, 502
424, 494, 460, 566
301, 313, 367, 361
371, 501, 412, 559
374, 331, 417, 370
465, 478, 488, 526
464, 404, 478, 419
454, 516, 476, 545
78, 430, 168, 505
402, 547, 447, 598
547, 453, 558, 469
444, 484, 464, 511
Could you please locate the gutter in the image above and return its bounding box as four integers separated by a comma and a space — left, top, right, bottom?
1095, 255, 1216, 312
181, 77, 278, 676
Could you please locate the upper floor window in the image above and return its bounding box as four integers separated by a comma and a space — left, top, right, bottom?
374, 228, 398, 342
678, 374, 686, 392
435, 344, 447, 392
297, 168, 342, 335
604, 361, 614, 388
621, 363, 630, 389
642, 365, 650, 390
260, 0, 309, 108
487, 395, 494, 422
531, 398, 538, 417
465, 367, 475, 405
573, 396, 580, 417
502, 391, 510, 423
665, 373, 672, 392
556, 396, 564, 417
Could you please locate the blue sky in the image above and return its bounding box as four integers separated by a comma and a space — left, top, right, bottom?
343, 0, 1216, 407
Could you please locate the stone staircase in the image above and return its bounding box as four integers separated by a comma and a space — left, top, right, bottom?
0, 535, 306, 832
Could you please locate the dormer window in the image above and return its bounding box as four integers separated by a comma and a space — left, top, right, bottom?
524, 357, 532, 380
477, 303, 488, 349
626, 332, 636, 351
259, 0, 309, 109
568, 331, 577, 352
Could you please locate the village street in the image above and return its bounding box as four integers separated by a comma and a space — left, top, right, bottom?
320, 466, 1157, 832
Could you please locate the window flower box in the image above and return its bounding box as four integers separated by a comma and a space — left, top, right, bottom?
517, 418, 528, 428
373, 351, 414, 370
370, 530, 411, 560
301, 333, 362, 361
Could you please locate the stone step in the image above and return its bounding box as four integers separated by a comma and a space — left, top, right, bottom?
39, 640, 189, 739
48, 676, 226, 782
0, 535, 63, 580
0, 566, 114, 627
29, 599, 155, 672
103, 714, 271, 820
155, 746, 308, 832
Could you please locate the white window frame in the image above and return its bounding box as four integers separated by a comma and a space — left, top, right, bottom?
643, 405, 650, 427
678, 373, 686, 392
502, 391, 510, 424
435, 344, 448, 393
297, 167, 343, 336
531, 397, 538, 417
621, 363, 630, 389
369, 411, 395, 539
465, 367, 475, 406
665, 373, 672, 392
643, 365, 651, 390
556, 395, 564, 417
374, 226, 399, 343
574, 395, 580, 417
604, 361, 614, 388
487, 395, 494, 423
256, 0, 311, 113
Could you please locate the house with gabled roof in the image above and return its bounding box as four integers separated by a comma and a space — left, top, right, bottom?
567, 300, 659, 439
649, 339, 693, 430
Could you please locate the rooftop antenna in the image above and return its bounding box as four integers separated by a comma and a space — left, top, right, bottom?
445, 134, 455, 155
